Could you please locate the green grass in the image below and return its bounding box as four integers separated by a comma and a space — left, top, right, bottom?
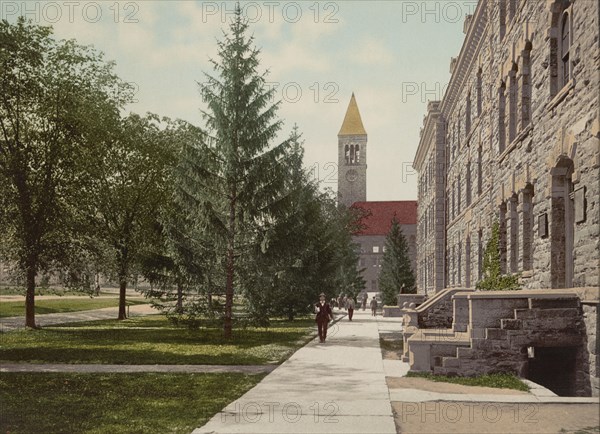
0, 286, 109, 297
0, 372, 264, 434
379, 336, 403, 352
406, 371, 529, 391
0, 298, 149, 318
0, 315, 316, 365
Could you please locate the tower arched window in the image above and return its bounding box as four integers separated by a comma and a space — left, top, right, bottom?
345, 145, 350, 164
349, 144, 355, 164
355, 145, 360, 163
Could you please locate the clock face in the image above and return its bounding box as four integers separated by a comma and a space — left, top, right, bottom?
346, 169, 358, 182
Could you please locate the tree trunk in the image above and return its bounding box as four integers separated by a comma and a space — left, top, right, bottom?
118, 276, 127, 320
25, 265, 36, 328
224, 195, 236, 338
176, 281, 183, 314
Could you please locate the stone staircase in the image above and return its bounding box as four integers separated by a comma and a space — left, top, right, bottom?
434, 294, 584, 378
400, 287, 473, 362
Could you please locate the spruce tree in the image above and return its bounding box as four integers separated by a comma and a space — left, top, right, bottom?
378, 216, 416, 305
183, 7, 291, 337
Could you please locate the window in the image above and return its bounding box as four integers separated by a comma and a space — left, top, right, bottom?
499, 0, 506, 40
522, 184, 534, 271
508, 66, 518, 144
466, 162, 472, 207
372, 246, 379, 253
371, 280, 377, 290
355, 145, 360, 164
509, 194, 519, 273
499, 202, 508, 274
477, 146, 483, 195
466, 92, 471, 136
498, 81, 507, 153
520, 42, 532, 129
457, 175, 462, 215
478, 229, 483, 279
549, 1, 573, 97
561, 11, 571, 87
344, 145, 350, 164
476, 68, 482, 116
508, 0, 517, 22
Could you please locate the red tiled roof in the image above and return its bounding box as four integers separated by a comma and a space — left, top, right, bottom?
351, 201, 417, 236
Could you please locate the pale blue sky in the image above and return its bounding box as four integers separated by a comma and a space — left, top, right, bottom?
3, 1, 474, 200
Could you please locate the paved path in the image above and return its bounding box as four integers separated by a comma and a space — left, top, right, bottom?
0, 304, 157, 332
0, 363, 276, 374
193, 308, 397, 434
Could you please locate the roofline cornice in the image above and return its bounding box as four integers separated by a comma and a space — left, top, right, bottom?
440, 0, 488, 117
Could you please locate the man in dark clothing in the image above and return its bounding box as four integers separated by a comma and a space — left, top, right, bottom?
370, 297, 378, 317
315, 293, 333, 343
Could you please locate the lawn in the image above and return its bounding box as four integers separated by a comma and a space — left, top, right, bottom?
0, 372, 264, 434
0, 315, 316, 365
406, 371, 529, 391
0, 298, 149, 318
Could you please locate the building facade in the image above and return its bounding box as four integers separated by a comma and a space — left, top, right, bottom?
351, 201, 417, 292
337, 95, 418, 293
414, 0, 599, 293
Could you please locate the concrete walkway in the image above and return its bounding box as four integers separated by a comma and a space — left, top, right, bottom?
193, 308, 397, 434
0, 363, 276, 374
0, 304, 157, 332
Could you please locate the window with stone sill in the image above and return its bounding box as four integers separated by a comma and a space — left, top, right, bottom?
499, 0, 506, 41
549, 1, 573, 98
372, 246, 379, 253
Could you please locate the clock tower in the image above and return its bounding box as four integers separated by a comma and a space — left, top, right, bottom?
338, 93, 367, 207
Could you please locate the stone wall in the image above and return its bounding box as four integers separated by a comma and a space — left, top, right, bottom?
415, 0, 600, 291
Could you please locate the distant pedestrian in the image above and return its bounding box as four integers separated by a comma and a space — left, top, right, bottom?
361, 292, 368, 310
315, 293, 333, 343
337, 294, 344, 310
346, 295, 355, 321
370, 297, 378, 316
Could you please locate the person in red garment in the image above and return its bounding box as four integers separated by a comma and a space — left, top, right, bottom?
315, 293, 333, 343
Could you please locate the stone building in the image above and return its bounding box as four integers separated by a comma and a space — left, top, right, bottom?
351, 201, 417, 293
337, 94, 417, 293
414, 0, 599, 292
412, 0, 599, 396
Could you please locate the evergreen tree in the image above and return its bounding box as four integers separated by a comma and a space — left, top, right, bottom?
183, 7, 292, 337
476, 221, 520, 290
378, 216, 416, 305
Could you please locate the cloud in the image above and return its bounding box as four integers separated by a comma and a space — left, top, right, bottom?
347, 37, 394, 66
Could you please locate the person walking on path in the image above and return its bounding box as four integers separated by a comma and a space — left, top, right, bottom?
361, 292, 368, 310
315, 293, 333, 343
346, 295, 355, 321
370, 296, 378, 317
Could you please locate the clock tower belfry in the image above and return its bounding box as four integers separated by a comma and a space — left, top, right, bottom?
338, 93, 367, 207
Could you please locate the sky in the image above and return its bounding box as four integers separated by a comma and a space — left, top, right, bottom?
2, 0, 475, 200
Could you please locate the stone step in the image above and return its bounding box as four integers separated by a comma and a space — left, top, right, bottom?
514, 307, 581, 320
442, 356, 460, 368
529, 297, 580, 309
485, 327, 508, 340
500, 318, 523, 330
457, 347, 474, 358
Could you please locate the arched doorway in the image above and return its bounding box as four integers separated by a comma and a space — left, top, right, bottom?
550, 157, 574, 288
